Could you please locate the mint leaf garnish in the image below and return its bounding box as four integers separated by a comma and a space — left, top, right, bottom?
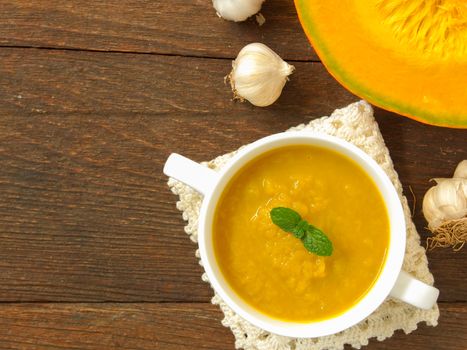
270, 207, 333, 257
292, 219, 309, 239
302, 225, 333, 256
270, 207, 301, 233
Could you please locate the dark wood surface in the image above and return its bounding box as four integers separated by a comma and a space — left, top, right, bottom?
0, 1, 465, 349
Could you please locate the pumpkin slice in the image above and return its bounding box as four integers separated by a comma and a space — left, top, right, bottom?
295, 0, 467, 128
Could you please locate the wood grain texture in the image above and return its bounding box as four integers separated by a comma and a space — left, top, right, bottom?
0, 0, 316, 61
0, 48, 335, 115
0, 48, 466, 303
0, 302, 464, 350
0, 303, 234, 350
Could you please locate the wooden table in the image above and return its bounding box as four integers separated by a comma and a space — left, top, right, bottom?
0, 1, 465, 349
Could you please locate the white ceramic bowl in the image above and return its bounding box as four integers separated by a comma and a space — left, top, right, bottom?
164, 131, 439, 338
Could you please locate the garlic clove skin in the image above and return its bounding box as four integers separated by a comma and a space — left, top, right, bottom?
230, 43, 295, 107
432, 177, 450, 184
423, 178, 467, 230
212, 0, 265, 22
453, 160, 467, 179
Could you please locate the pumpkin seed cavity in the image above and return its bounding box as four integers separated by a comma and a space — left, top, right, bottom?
377, 0, 467, 58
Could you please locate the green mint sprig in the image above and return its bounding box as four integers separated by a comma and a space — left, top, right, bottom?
270, 207, 333, 256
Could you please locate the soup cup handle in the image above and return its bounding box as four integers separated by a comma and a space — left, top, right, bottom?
389, 270, 439, 309
164, 153, 219, 196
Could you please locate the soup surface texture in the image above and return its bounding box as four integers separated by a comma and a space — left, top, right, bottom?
213, 145, 390, 322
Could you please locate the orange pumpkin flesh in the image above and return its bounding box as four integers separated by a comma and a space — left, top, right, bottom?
295, 0, 467, 128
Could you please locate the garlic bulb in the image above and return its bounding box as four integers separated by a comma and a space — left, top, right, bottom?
423, 178, 467, 230
228, 43, 294, 107
212, 0, 265, 22
423, 160, 467, 250
454, 160, 467, 179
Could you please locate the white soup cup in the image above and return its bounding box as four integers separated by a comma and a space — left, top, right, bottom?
163, 132, 439, 338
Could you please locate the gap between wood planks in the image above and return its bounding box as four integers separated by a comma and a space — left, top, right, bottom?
0, 301, 463, 305
0, 44, 321, 63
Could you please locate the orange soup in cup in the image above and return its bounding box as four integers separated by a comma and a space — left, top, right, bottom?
213, 145, 389, 322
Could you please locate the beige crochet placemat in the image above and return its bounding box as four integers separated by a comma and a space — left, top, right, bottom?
168, 100, 439, 350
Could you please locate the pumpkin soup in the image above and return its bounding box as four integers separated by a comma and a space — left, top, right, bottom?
213, 145, 389, 322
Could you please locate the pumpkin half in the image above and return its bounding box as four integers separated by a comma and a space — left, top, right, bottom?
295, 0, 467, 128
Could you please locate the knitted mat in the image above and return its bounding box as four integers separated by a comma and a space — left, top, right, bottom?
167, 101, 439, 350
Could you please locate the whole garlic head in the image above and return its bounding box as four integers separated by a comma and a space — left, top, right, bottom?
212, 0, 265, 22
423, 178, 467, 230
423, 159, 467, 230
229, 43, 294, 107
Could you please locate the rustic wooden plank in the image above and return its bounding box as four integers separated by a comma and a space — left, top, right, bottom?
0, 0, 316, 61
0, 48, 335, 115
0, 303, 233, 350
0, 302, 464, 350
0, 49, 465, 302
